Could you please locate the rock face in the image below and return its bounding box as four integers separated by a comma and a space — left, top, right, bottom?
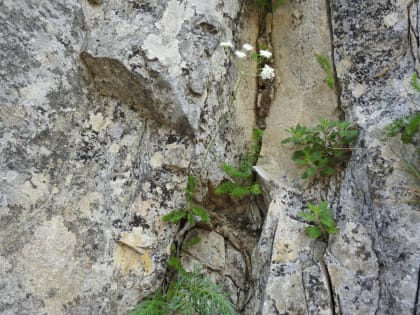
1, 0, 419, 315
250, 0, 420, 314
0, 1, 257, 314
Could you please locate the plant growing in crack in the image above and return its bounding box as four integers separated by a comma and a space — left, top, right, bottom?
298, 201, 338, 240
163, 175, 210, 225
315, 53, 335, 89
128, 258, 236, 315
216, 129, 264, 198
382, 73, 420, 204
282, 119, 359, 179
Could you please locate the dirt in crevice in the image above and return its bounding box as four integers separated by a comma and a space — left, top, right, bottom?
255, 7, 276, 130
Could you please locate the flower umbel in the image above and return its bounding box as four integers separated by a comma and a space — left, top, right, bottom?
242, 43, 253, 51
261, 64, 275, 80
220, 41, 234, 48
235, 51, 247, 59
259, 49, 272, 59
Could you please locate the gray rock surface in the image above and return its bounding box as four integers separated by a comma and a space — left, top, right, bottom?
250, 0, 419, 314
1, 0, 419, 314
0, 1, 255, 314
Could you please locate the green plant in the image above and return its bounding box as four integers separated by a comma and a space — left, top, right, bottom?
129, 263, 236, 315
383, 112, 420, 144
411, 73, 420, 92
297, 201, 338, 240
282, 119, 359, 179
163, 175, 210, 225
315, 54, 335, 89
383, 110, 419, 204
216, 129, 263, 197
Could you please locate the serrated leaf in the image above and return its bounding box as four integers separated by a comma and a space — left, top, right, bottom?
163, 210, 187, 223
297, 211, 316, 222
305, 226, 322, 239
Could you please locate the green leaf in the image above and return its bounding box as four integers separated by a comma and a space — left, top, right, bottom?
186, 175, 196, 202
168, 257, 184, 272
326, 76, 335, 89
297, 211, 316, 222
321, 167, 335, 176
292, 150, 305, 162
325, 225, 339, 234
411, 73, 420, 92
302, 167, 316, 179
187, 213, 196, 225
163, 210, 187, 223
222, 163, 252, 179
305, 226, 322, 239
191, 207, 210, 222
216, 181, 235, 194
230, 185, 251, 198
249, 183, 262, 195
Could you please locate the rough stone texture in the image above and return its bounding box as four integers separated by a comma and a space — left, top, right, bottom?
0, 1, 256, 314
249, 0, 420, 314
329, 0, 420, 313
248, 0, 339, 313
2, 0, 419, 314
256, 0, 339, 183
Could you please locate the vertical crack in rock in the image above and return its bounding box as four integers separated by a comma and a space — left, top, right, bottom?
321, 259, 337, 315
254, 7, 275, 130
325, 0, 344, 120
408, 0, 420, 72
414, 266, 420, 314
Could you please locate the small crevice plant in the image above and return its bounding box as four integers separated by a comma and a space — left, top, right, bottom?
315, 53, 335, 89
216, 129, 263, 198
163, 175, 210, 225
382, 73, 420, 204
128, 258, 236, 315
282, 119, 359, 179
297, 201, 338, 240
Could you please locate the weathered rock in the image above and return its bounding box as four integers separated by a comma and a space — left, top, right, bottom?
249, 0, 420, 314
0, 1, 256, 314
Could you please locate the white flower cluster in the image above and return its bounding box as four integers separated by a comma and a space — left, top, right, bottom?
261, 64, 275, 80
220, 41, 275, 80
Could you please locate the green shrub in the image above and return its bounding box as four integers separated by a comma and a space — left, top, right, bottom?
128, 265, 236, 315
297, 201, 338, 240
383, 112, 420, 145
315, 54, 334, 89
216, 129, 263, 197
163, 175, 210, 225
282, 119, 359, 179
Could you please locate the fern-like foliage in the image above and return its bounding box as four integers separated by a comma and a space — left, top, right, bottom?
216, 129, 263, 198
128, 268, 236, 315
163, 175, 210, 225
315, 53, 335, 89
